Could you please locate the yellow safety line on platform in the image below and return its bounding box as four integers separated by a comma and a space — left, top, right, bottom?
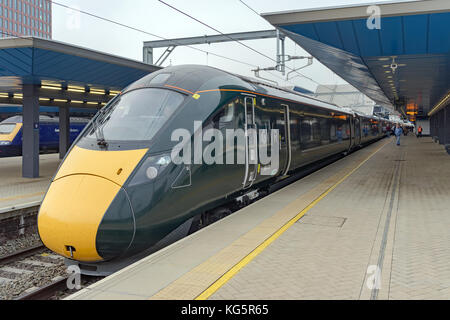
0, 191, 45, 203
195, 139, 391, 300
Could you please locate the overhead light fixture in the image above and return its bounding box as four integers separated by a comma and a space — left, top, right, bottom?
90, 89, 105, 95
71, 100, 83, 104
41, 85, 61, 91
86, 101, 99, 105
54, 99, 67, 103
109, 90, 121, 95
39, 98, 50, 101
67, 86, 85, 93
41, 80, 61, 86
0, 93, 9, 98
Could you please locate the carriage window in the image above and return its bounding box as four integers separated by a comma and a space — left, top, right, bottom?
219, 103, 235, 123
300, 117, 321, 149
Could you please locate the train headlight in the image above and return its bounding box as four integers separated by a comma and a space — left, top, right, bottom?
156, 155, 171, 166
0, 141, 11, 146
146, 167, 158, 179
129, 154, 172, 186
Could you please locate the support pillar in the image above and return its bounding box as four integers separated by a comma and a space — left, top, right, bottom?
59, 106, 70, 159
430, 115, 437, 140
445, 107, 450, 154
430, 115, 434, 137
22, 84, 40, 178
143, 47, 153, 64
439, 110, 445, 145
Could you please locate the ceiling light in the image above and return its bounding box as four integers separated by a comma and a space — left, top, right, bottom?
90, 89, 105, 95
41, 85, 61, 91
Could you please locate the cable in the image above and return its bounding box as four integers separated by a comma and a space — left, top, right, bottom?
155, 0, 296, 86
158, 0, 276, 63
237, 0, 337, 91
51, 1, 259, 69
51, 0, 294, 85
238, 0, 261, 16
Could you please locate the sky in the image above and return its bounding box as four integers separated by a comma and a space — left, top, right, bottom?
52, 0, 413, 93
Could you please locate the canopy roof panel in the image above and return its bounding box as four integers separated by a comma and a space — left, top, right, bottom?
263, 0, 450, 116
0, 37, 160, 92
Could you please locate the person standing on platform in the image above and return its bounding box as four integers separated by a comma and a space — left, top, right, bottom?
417, 126, 423, 138
394, 124, 403, 146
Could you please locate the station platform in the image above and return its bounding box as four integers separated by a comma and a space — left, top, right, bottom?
0, 155, 60, 213
67, 136, 450, 300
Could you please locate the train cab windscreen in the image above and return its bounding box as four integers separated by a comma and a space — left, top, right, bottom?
0, 123, 16, 135
84, 88, 185, 142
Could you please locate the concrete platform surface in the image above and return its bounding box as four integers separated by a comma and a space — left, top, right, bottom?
0, 154, 60, 212
67, 136, 450, 300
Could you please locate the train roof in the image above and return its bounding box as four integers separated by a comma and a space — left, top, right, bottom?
124, 65, 354, 116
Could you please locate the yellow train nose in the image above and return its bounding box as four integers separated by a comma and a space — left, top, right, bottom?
38, 174, 121, 262
38, 145, 148, 262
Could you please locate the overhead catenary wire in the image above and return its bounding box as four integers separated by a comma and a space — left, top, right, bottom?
50, 0, 277, 72
50, 0, 294, 85
237, 0, 338, 91
158, 0, 336, 91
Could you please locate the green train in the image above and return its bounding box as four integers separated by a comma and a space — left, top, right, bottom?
37, 65, 390, 275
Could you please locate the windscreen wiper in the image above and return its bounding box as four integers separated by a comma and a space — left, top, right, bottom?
93, 110, 108, 148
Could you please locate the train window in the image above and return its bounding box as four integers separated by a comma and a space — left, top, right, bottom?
85, 88, 185, 142
319, 118, 330, 145
0, 123, 16, 134
218, 103, 235, 123
300, 117, 321, 149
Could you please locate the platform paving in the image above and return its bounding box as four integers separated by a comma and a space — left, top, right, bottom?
210, 136, 450, 300
0, 154, 60, 211
68, 136, 450, 300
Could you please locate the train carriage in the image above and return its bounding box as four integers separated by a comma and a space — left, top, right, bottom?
0, 115, 89, 157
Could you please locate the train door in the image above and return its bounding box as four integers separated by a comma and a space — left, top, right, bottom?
348, 117, 354, 150
242, 95, 259, 189
281, 104, 291, 176
355, 117, 361, 145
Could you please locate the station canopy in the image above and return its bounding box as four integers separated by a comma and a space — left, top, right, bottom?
0, 37, 161, 108
262, 0, 450, 119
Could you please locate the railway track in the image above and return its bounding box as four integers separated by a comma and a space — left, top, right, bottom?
0, 244, 102, 300
0, 244, 67, 300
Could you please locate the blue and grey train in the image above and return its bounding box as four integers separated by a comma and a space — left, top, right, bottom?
0, 115, 89, 157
